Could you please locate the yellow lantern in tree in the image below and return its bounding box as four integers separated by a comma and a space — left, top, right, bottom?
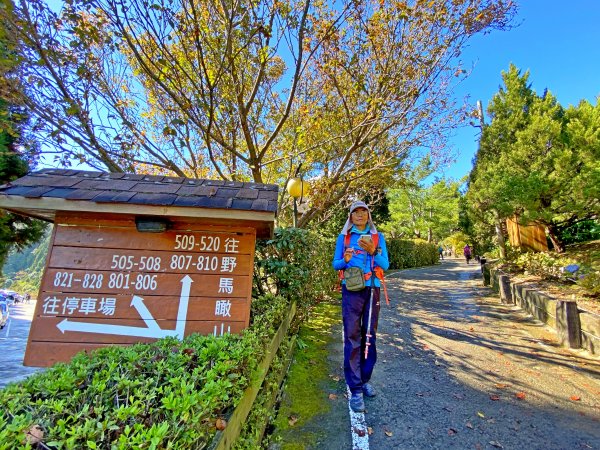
286, 177, 309, 198
286, 176, 309, 228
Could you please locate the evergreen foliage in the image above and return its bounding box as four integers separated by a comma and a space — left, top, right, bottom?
383, 157, 462, 243
467, 65, 600, 253
2, 226, 51, 292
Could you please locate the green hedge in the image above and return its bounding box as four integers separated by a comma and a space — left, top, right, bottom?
0, 293, 288, 449
386, 238, 438, 270
254, 227, 338, 314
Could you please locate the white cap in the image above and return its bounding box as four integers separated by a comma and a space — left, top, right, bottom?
341, 200, 378, 235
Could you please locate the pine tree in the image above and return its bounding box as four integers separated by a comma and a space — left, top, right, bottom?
468, 65, 600, 253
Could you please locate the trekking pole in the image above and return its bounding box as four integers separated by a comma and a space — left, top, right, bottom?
364, 273, 375, 360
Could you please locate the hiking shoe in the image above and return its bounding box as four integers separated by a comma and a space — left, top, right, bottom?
349, 393, 365, 412
362, 383, 376, 398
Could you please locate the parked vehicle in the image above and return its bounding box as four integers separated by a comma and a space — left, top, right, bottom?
0, 290, 20, 305
0, 299, 9, 329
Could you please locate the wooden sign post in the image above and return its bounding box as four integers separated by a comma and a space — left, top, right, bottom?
0, 169, 278, 367
24, 214, 256, 366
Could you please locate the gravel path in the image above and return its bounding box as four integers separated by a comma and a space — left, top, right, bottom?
308, 258, 600, 450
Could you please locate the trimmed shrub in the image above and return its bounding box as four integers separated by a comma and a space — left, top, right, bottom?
386, 238, 438, 270
0, 293, 289, 449
254, 227, 338, 311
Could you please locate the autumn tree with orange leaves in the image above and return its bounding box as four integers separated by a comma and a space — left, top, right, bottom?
0, 0, 515, 226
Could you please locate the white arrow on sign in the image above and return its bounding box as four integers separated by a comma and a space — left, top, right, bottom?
130, 295, 160, 331
175, 275, 192, 339
56, 275, 192, 340
57, 319, 178, 339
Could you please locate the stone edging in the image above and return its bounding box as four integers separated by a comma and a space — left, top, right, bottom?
482, 264, 600, 356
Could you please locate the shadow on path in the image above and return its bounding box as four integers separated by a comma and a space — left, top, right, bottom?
290, 259, 600, 450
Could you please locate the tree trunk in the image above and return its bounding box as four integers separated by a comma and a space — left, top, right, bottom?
546, 224, 565, 253
493, 210, 506, 259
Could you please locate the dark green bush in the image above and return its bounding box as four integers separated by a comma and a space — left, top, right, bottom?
386, 238, 438, 269
254, 227, 338, 312
559, 220, 600, 245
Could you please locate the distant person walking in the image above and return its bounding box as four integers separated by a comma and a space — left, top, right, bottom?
438, 246, 444, 260
463, 244, 472, 264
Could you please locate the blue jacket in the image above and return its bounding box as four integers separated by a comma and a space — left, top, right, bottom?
332, 227, 389, 288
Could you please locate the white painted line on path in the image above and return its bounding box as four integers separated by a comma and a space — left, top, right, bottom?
343, 327, 370, 449
347, 385, 370, 450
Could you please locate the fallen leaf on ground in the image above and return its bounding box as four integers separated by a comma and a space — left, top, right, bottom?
422, 344, 430, 350
465, 422, 474, 429
495, 383, 508, 389
25, 425, 44, 445
489, 395, 500, 401
448, 428, 458, 435
477, 411, 485, 418
328, 393, 338, 400
570, 395, 581, 401
367, 427, 374, 435
489, 441, 504, 448
515, 392, 526, 400
288, 415, 298, 426
385, 430, 393, 437
354, 427, 366, 437
453, 393, 464, 400
215, 418, 227, 431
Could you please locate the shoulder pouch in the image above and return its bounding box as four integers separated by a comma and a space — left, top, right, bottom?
344, 266, 365, 291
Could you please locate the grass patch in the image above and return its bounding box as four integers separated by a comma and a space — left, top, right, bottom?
267, 298, 342, 449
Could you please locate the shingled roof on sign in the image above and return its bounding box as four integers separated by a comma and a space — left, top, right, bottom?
0, 169, 279, 238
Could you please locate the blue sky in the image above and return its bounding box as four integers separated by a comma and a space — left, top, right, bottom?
444, 0, 600, 181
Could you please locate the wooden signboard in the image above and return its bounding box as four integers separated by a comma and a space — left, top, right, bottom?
24, 214, 256, 367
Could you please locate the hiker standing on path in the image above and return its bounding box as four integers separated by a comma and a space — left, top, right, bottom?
463, 244, 472, 264
332, 201, 389, 413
